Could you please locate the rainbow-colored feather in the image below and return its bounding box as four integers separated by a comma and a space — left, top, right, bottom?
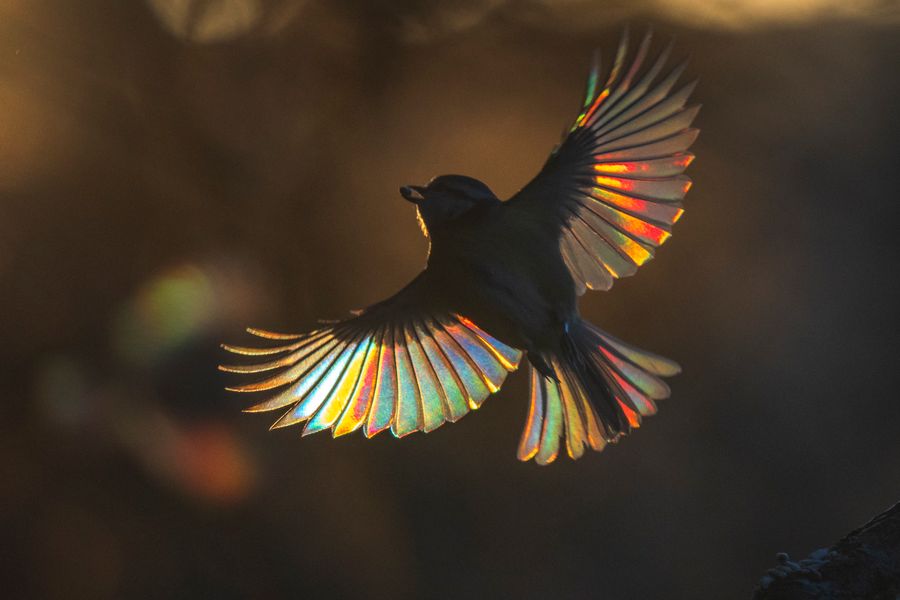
516, 324, 679, 465
554, 29, 699, 294
221, 314, 522, 438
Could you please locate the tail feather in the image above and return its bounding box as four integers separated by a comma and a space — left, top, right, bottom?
517, 319, 679, 465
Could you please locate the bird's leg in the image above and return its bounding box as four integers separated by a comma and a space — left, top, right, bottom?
527, 351, 558, 381
515, 317, 563, 381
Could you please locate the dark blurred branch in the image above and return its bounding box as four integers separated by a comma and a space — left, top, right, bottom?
754, 501, 900, 599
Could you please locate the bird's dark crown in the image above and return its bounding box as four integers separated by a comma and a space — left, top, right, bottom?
400, 174, 498, 236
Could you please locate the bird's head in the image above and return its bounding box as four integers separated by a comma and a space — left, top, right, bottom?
400, 174, 498, 237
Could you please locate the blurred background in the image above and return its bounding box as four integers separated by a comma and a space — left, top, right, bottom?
2, 0, 899, 597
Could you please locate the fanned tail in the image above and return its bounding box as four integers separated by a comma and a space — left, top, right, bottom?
517, 319, 679, 465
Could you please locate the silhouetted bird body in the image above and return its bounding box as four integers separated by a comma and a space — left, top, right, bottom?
222, 30, 698, 464
414, 179, 575, 355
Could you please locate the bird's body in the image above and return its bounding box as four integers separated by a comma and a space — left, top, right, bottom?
424, 193, 577, 360
222, 30, 698, 464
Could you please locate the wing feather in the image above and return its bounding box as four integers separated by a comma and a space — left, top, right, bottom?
333, 328, 382, 436
429, 321, 494, 409
506, 30, 699, 295
438, 316, 511, 393
222, 275, 523, 439
235, 336, 343, 396
405, 322, 447, 433
366, 326, 397, 437
390, 323, 422, 437
219, 330, 334, 374
273, 335, 361, 428
305, 335, 373, 435
414, 318, 469, 422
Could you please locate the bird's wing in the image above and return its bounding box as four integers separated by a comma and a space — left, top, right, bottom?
505, 29, 699, 294
220, 274, 523, 438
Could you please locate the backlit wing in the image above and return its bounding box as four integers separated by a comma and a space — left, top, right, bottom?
506, 29, 699, 294
220, 274, 522, 438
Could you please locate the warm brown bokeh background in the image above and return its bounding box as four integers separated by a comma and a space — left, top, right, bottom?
2, 1, 899, 597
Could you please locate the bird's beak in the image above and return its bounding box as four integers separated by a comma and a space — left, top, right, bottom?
400, 185, 425, 204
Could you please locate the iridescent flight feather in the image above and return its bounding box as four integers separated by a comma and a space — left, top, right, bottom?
221, 313, 522, 439
554, 28, 699, 294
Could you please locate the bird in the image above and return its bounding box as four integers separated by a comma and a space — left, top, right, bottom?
220, 29, 699, 465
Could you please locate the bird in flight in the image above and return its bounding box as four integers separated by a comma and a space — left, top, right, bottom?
221, 30, 698, 465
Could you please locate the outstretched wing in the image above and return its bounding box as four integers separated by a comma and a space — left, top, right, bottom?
506, 29, 699, 294
220, 274, 522, 439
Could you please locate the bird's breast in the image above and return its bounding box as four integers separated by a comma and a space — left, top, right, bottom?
428, 227, 575, 351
